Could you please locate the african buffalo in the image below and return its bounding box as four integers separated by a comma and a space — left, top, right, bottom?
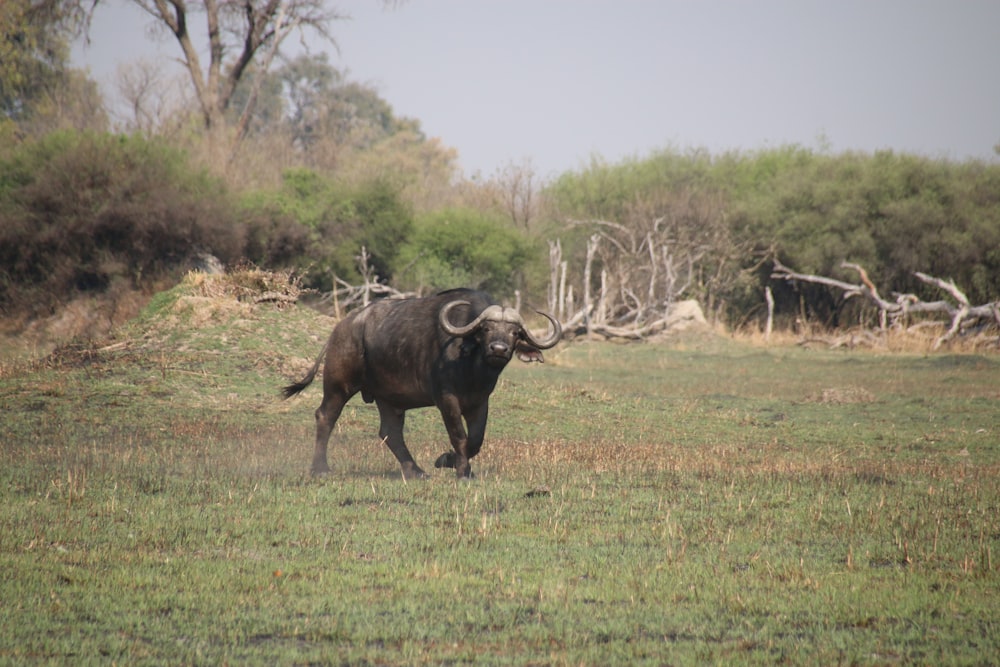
282, 289, 561, 479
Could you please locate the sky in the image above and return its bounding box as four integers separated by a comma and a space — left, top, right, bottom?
72, 1, 1000, 179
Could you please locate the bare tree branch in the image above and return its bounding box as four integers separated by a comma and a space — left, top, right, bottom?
130, 0, 342, 148
771, 260, 1000, 349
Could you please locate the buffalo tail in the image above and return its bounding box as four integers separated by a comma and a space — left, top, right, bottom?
281, 343, 327, 399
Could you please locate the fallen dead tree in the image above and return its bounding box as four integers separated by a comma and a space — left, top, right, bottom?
547, 234, 711, 341
310, 247, 415, 317
542, 187, 737, 341
771, 260, 1000, 349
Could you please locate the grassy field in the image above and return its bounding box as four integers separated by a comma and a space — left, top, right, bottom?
2, 275, 999, 665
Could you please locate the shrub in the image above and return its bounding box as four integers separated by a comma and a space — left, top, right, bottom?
395, 209, 531, 297
242, 170, 413, 289
0, 131, 244, 317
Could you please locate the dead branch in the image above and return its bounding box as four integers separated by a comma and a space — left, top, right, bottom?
583, 235, 599, 337
253, 292, 299, 306
771, 260, 1000, 349
589, 317, 671, 340
914, 272, 970, 349
548, 240, 561, 316
310, 247, 414, 316
772, 259, 887, 308
764, 286, 774, 341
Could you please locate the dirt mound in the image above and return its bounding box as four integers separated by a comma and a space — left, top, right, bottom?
1, 267, 313, 367
0, 288, 151, 363
156, 267, 304, 329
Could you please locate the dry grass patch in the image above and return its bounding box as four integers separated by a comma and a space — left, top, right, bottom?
184, 265, 305, 305
733, 323, 1000, 354
808, 386, 877, 404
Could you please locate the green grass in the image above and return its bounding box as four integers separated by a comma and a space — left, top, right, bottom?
2, 282, 998, 665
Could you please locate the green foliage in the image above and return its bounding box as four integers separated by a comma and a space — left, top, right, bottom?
0, 131, 243, 317
248, 167, 333, 229
544, 149, 739, 315
0, 0, 106, 137
225, 52, 459, 198
549, 147, 1000, 328
243, 170, 414, 287
1, 291, 999, 664
396, 208, 532, 296
728, 149, 1000, 324
0, 0, 67, 118
228, 53, 410, 151
335, 179, 414, 282
546, 149, 716, 222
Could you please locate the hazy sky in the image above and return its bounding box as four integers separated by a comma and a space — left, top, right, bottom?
73, 1, 1000, 178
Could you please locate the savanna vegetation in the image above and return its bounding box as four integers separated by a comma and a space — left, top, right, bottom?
3, 0, 999, 356
1, 273, 998, 664
2, 7, 999, 660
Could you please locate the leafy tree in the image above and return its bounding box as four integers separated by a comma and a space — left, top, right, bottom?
278, 53, 402, 151
122, 0, 342, 154
395, 209, 531, 297
336, 128, 459, 211
722, 148, 1000, 325
227, 53, 409, 158
222, 53, 459, 204
243, 169, 413, 287
1, 0, 107, 138
544, 150, 740, 322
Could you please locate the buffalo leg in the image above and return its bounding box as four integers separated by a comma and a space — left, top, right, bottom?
434, 396, 478, 479
464, 402, 489, 461
376, 400, 427, 479
312, 390, 349, 475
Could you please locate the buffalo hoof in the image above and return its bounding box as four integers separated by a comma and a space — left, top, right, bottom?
436, 452, 475, 479
310, 464, 332, 477
401, 465, 429, 480
434, 452, 456, 469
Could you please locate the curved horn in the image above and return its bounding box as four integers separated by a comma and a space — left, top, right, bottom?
521, 310, 562, 349
439, 301, 503, 336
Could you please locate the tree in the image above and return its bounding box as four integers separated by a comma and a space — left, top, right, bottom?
545, 151, 743, 329
227, 53, 408, 158
115, 59, 192, 138
395, 209, 531, 296
771, 260, 1000, 349
243, 169, 414, 287
1, 0, 107, 139
215, 52, 460, 197
479, 159, 541, 230
125, 0, 343, 154
277, 54, 386, 150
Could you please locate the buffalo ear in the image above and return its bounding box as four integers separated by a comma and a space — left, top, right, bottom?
515, 341, 544, 363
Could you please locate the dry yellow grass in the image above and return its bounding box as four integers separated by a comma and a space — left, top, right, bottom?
732, 323, 999, 354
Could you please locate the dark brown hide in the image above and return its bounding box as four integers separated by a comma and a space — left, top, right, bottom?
283, 289, 560, 479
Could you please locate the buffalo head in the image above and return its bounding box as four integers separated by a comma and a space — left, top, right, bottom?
439, 300, 562, 367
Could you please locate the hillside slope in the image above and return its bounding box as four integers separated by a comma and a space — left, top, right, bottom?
2, 269, 335, 414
